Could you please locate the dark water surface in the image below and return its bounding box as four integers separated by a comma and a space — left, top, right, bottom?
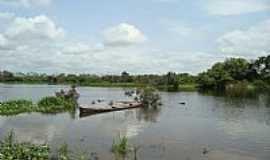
0, 84, 270, 160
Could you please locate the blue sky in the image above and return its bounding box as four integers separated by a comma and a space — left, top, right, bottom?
0, 0, 269, 74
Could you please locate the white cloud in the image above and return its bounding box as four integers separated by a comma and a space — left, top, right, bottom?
218, 19, 270, 58
102, 23, 147, 47
0, 34, 8, 47
0, 0, 53, 7
205, 0, 270, 16
0, 14, 220, 74
5, 15, 65, 41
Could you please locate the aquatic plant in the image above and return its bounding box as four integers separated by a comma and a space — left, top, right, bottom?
0, 131, 49, 159
37, 96, 76, 113
112, 136, 129, 156
0, 95, 77, 116
0, 99, 34, 115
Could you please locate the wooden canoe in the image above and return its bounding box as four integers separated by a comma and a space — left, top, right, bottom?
79, 101, 143, 117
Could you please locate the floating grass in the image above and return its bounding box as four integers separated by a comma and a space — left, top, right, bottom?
0, 100, 34, 115
0, 96, 77, 116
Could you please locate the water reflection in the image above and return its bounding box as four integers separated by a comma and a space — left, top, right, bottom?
0, 113, 71, 144
135, 106, 161, 123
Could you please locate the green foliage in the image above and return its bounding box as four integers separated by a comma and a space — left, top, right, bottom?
197, 58, 250, 89
136, 86, 161, 107
38, 96, 66, 107
0, 132, 91, 160
197, 56, 270, 91
112, 136, 129, 156
1, 55, 269, 92
0, 131, 49, 159
0, 100, 34, 115
0, 96, 76, 116
37, 96, 76, 113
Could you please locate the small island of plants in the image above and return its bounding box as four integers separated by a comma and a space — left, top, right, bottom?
0, 87, 78, 116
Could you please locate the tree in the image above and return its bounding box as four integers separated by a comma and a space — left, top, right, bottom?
252, 55, 270, 83
121, 71, 132, 82
223, 58, 250, 81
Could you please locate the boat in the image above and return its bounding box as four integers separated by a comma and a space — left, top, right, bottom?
79, 101, 143, 117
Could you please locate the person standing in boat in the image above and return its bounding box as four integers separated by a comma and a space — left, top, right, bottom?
67, 85, 80, 101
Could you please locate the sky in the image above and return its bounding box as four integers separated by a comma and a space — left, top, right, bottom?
0, 0, 269, 75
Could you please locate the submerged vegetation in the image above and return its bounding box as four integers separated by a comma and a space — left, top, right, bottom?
0, 131, 94, 160
0, 131, 49, 159
0, 131, 139, 160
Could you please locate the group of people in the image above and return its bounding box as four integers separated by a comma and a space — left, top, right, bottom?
55, 85, 80, 101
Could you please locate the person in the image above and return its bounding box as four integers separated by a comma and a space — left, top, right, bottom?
67, 85, 80, 101
55, 89, 66, 97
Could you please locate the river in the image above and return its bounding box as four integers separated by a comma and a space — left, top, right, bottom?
0, 84, 269, 160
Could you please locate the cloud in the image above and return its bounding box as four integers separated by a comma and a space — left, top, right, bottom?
0, 0, 53, 7
5, 15, 65, 41
205, 0, 270, 16
102, 23, 147, 47
0, 14, 220, 74
218, 19, 270, 58
61, 43, 104, 55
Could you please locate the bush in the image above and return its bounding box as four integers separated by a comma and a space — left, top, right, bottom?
135, 86, 161, 107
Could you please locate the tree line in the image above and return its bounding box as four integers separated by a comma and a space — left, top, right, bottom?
0, 55, 269, 91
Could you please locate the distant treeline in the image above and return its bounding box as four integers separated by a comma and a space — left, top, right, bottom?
0, 55, 269, 91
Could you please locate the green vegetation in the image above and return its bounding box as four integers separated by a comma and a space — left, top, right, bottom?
0, 131, 140, 160
0, 131, 93, 160
135, 86, 162, 107
0, 131, 49, 159
112, 136, 129, 156
0, 97, 76, 116
1, 55, 269, 92
197, 55, 270, 91
0, 100, 34, 115
37, 96, 76, 113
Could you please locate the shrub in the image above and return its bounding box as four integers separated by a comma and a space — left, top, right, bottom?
136, 86, 161, 107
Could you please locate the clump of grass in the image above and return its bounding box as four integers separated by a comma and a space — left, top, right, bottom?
112, 136, 129, 156
0, 100, 34, 115
0, 131, 49, 159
